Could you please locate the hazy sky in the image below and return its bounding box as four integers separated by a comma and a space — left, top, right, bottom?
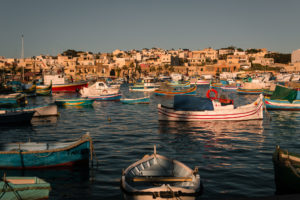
1, 0, 299, 58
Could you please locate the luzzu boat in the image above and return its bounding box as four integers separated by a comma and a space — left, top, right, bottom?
166, 80, 190, 88
55, 98, 95, 106
158, 93, 263, 121
87, 93, 122, 101
36, 82, 52, 96
264, 85, 300, 110
1, 103, 58, 117
236, 88, 262, 95
121, 145, 203, 199
272, 146, 300, 194
154, 86, 197, 96
0, 133, 92, 169
0, 176, 51, 200
129, 77, 160, 92
120, 96, 150, 104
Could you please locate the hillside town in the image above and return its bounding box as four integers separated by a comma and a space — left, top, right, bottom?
0, 47, 299, 83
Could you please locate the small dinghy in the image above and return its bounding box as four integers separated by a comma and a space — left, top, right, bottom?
0, 175, 51, 200
120, 96, 150, 104
121, 146, 203, 199
55, 98, 95, 106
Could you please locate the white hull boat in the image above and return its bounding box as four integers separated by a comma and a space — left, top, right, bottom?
158, 94, 264, 121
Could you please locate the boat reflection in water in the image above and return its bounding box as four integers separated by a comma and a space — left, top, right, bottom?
123, 193, 198, 200
31, 116, 58, 125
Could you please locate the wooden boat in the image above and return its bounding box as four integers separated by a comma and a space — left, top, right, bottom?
80, 81, 120, 98
166, 80, 190, 88
22, 83, 37, 97
120, 96, 150, 104
1, 104, 58, 117
154, 86, 197, 96
0, 110, 35, 125
158, 94, 263, 121
87, 92, 122, 101
121, 146, 203, 199
273, 146, 300, 194
236, 88, 262, 95
0, 93, 27, 108
55, 98, 95, 106
0, 176, 51, 200
0, 133, 92, 169
36, 82, 52, 96
264, 85, 300, 111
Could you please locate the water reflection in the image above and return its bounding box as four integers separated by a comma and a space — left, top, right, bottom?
123, 193, 199, 200
31, 116, 58, 125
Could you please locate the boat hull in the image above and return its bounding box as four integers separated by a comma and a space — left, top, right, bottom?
154, 86, 197, 96
237, 88, 262, 95
52, 82, 88, 92
1, 104, 58, 117
0, 111, 35, 124
87, 93, 122, 101
0, 135, 91, 169
0, 177, 51, 200
273, 146, 300, 194
120, 97, 150, 104
158, 95, 263, 121
264, 98, 300, 111
55, 98, 95, 106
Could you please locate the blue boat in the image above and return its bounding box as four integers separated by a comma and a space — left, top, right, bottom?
120, 96, 150, 104
0, 176, 51, 200
55, 98, 95, 106
264, 85, 300, 110
0, 133, 92, 169
87, 92, 122, 101
0, 93, 27, 108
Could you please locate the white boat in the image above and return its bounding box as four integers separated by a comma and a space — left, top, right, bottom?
80, 81, 120, 98
158, 94, 264, 121
129, 77, 160, 92
121, 146, 202, 200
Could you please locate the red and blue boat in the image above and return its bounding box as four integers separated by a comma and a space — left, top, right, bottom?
0, 133, 92, 169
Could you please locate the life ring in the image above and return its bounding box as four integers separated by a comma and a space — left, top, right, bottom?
206, 89, 218, 100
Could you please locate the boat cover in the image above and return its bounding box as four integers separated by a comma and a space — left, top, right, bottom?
270, 85, 298, 102
174, 95, 214, 111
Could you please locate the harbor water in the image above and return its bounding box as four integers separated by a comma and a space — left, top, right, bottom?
0, 85, 299, 199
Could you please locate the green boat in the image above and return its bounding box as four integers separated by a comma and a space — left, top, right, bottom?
273, 146, 300, 194
0, 176, 51, 199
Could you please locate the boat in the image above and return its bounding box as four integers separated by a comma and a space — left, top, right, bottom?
220, 85, 239, 91
22, 83, 37, 97
272, 146, 300, 194
36, 82, 52, 96
55, 98, 95, 106
43, 74, 88, 92
166, 80, 191, 88
121, 145, 203, 199
154, 85, 197, 96
0, 93, 27, 108
80, 81, 120, 97
264, 85, 300, 111
158, 92, 264, 121
0, 133, 93, 169
87, 92, 122, 101
129, 77, 160, 92
1, 104, 58, 117
120, 96, 150, 104
189, 77, 210, 85
236, 88, 262, 95
0, 176, 51, 200
0, 110, 35, 125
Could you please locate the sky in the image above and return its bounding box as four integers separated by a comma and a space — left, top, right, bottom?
1, 0, 300, 58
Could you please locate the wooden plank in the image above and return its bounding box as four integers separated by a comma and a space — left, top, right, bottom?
7, 179, 36, 184
132, 177, 193, 182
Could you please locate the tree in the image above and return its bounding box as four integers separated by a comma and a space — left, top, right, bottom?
265, 53, 291, 64
246, 49, 262, 54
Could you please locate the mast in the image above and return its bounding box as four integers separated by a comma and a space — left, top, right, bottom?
21, 34, 24, 81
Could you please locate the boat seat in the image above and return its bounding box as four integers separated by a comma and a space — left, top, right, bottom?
140, 170, 173, 176
132, 176, 193, 182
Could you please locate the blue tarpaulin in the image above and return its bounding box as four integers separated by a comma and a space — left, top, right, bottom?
174, 95, 214, 111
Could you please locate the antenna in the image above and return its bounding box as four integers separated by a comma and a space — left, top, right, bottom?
21, 34, 24, 81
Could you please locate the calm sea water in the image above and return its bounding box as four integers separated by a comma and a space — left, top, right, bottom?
0, 85, 299, 200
